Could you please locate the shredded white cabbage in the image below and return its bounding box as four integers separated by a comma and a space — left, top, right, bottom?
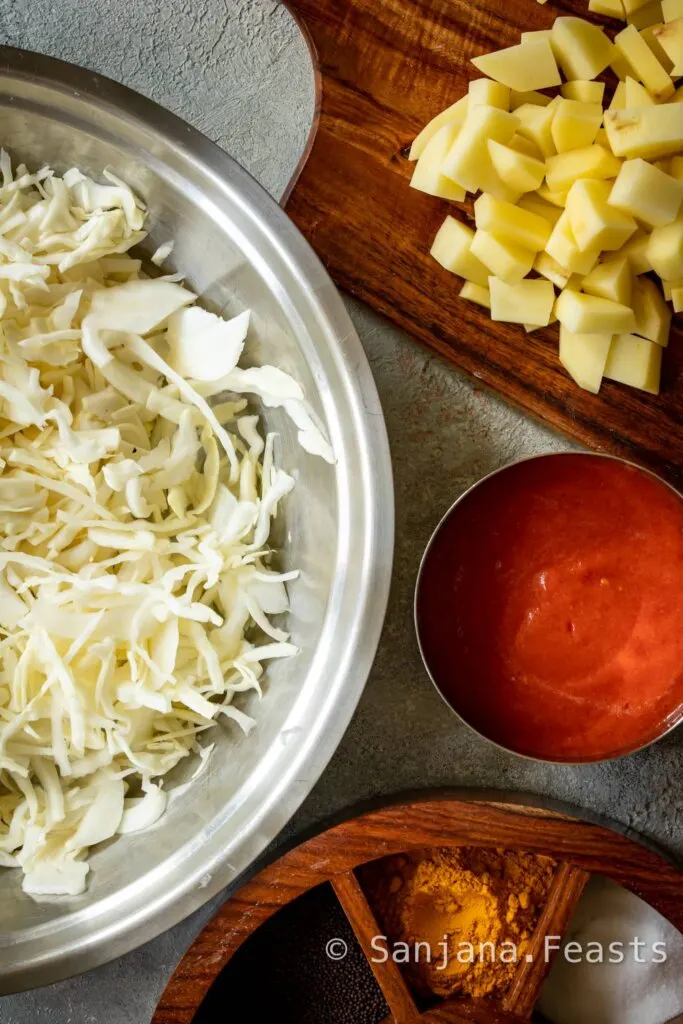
0, 153, 334, 896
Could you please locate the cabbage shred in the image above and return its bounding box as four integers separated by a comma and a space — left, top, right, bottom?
0, 154, 331, 896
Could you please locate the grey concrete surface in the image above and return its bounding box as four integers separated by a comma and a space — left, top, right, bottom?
0, 1, 681, 1021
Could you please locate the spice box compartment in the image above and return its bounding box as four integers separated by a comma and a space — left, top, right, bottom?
357, 846, 560, 1011
152, 794, 683, 1024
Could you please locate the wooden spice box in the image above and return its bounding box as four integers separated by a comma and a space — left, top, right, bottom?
152, 795, 683, 1023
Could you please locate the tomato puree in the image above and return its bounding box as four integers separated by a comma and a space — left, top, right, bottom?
416, 454, 683, 761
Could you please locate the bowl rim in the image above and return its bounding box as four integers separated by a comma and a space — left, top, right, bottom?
414, 449, 683, 766
0, 44, 394, 991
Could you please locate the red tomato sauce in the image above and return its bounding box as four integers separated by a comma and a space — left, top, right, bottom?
416, 454, 683, 761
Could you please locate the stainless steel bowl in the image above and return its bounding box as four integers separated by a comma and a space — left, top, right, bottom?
0, 47, 394, 992
415, 451, 683, 766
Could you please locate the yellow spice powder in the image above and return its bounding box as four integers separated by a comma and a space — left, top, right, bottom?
361, 847, 556, 1001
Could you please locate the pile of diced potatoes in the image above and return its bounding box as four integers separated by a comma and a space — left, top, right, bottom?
409, 5, 683, 395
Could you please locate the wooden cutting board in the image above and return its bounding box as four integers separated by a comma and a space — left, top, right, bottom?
283, 0, 683, 489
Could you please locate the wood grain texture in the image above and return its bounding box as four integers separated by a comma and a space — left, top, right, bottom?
423, 1003, 536, 1023
502, 862, 590, 1016
152, 796, 683, 1024
333, 871, 419, 1022
283, 0, 683, 488
381, 1004, 532, 1024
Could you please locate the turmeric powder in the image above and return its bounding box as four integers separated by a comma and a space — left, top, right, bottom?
360, 847, 555, 1001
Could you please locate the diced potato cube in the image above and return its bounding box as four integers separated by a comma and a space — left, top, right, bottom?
488, 140, 546, 193
551, 99, 603, 154
552, 17, 616, 80
469, 78, 511, 110
663, 0, 683, 19
614, 24, 674, 99
604, 105, 683, 158
460, 281, 491, 307
604, 333, 662, 392
546, 211, 602, 273
631, 276, 672, 344
442, 105, 520, 195
568, 273, 587, 289
670, 155, 683, 178
547, 96, 565, 117
510, 90, 553, 108
608, 157, 683, 226
609, 81, 628, 110
524, 312, 558, 333
662, 275, 683, 297
624, 75, 656, 104
555, 288, 637, 332
471, 38, 561, 91
518, 193, 563, 225
628, 0, 664, 31
489, 277, 556, 325
581, 257, 633, 305
535, 250, 572, 288
545, 145, 622, 193
562, 81, 606, 103
590, 0, 626, 18
559, 326, 613, 392
606, 230, 653, 272
611, 52, 635, 78
544, 90, 564, 109
409, 96, 469, 161
430, 216, 491, 287
536, 184, 569, 207
546, 99, 565, 120
508, 134, 545, 159
671, 285, 683, 310
566, 179, 638, 251
410, 125, 467, 202
514, 103, 557, 158
543, 224, 576, 273
521, 30, 553, 42
474, 193, 551, 250
646, 216, 683, 276
470, 229, 536, 283
625, 0, 656, 14
595, 128, 612, 151
639, 24, 675, 69
653, 17, 683, 67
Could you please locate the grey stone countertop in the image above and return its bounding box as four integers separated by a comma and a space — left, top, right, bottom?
1, 1, 681, 1021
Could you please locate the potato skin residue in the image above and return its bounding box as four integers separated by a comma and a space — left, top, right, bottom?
361, 847, 555, 1001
